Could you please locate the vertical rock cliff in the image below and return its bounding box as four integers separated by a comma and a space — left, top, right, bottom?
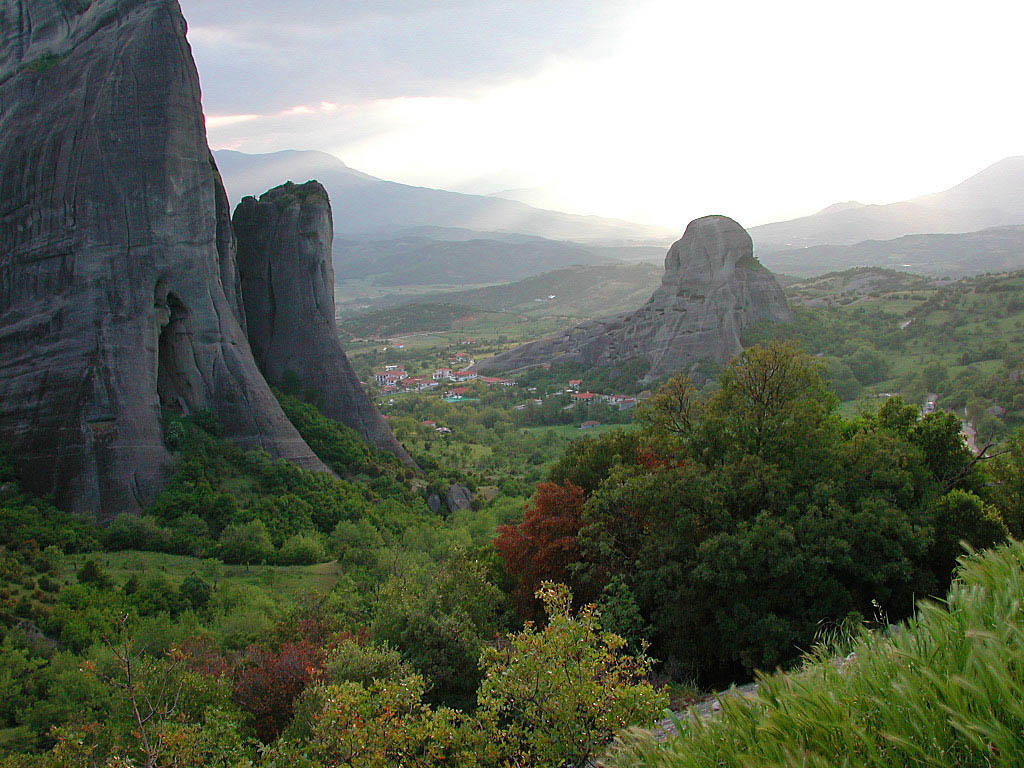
233, 182, 415, 467
475, 216, 792, 381
0, 0, 329, 519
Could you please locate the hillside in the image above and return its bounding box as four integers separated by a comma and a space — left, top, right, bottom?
333, 234, 617, 286
759, 224, 1024, 277
744, 269, 1024, 440
336, 262, 663, 320
214, 149, 673, 243
750, 156, 1024, 253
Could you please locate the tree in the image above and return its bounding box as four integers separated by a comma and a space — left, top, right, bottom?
636, 374, 701, 443
217, 520, 273, 566
494, 481, 587, 615
233, 641, 324, 741
476, 583, 667, 768
698, 342, 838, 473
909, 410, 980, 492
101, 617, 185, 768
179, 574, 212, 611
277, 532, 327, 565
925, 490, 1008, 578
987, 429, 1024, 536
371, 557, 501, 708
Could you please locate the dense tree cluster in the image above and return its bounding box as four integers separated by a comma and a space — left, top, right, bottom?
496, 343, 1009, 683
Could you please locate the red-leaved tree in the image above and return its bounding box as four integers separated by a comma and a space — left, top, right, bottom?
494, 481, 587, 617
233, 640, 324, 741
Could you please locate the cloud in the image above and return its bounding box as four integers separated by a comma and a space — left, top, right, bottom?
181, 0, 626, 111
205, 114, 261, 129
192, 0, 1024, 229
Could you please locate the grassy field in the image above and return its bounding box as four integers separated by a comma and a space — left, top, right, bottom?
522, 423, 638, 438
66, 551, 344, 599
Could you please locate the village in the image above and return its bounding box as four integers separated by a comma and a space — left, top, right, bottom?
368, 351, 641, 435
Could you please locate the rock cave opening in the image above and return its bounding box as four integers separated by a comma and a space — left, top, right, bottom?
156, 289, 198, 415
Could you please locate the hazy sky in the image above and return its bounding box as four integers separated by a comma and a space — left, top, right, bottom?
183, 0, 1024, 230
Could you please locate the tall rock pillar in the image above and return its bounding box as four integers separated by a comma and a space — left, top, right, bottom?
233, 182, 416, 467
0, 0, 329, 518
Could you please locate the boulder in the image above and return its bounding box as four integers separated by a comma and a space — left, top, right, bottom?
233, 182, 415, 467
445, 483, 473, 512
427, 493, 443, 514
0, 0, 328, 519
475, 216, 792, 381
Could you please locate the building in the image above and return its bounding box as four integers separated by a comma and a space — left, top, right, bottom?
571, 391, 599, 402
568, 379, 582, 390
580, 420, 601, 429
479, 376, 514, 387
607, 394, 638, 410
374, 369, 408, 386
402, 376, 437, 391
450, 371, 478, 382
433, 368, 452, 380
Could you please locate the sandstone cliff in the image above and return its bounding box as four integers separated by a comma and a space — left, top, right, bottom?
233, 182, 415, 467
0, 0, 328, 518
475, 216, 792, 381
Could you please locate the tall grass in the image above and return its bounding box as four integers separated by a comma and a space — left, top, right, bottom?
609, 541, 1024, 768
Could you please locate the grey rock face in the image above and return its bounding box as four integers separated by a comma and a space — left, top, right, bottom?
0, 0, 328, 519
475, 216, 792, 381
233, 182, 415, 467
444, 483, 473, 513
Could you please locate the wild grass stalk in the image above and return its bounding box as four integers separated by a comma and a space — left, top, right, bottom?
609, 541, 1024, 768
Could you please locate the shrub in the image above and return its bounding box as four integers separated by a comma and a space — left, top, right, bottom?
180, 574, 213, 610
234, 641, 324, 742
218, 520, 273, 565
477, 583, 667, 767
277, 532, 328, 565
75, 559, 110, 588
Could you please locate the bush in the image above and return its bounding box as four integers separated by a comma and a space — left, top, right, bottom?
180, 574, 213, 610
322, 637, 413, 687
75, 558, 110, 588
477, 583, 667, 767
277, 533, 327, 565
218, 521, 274, 565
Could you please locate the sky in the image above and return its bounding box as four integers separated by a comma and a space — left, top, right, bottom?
183, 0, 1024, 230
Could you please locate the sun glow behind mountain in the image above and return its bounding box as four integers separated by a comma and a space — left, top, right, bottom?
192, 0, 1024, 230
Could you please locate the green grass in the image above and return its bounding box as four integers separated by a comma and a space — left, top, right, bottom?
522, 423, 638, 438
609, 540, 1024, 768
66, 551, 343, 599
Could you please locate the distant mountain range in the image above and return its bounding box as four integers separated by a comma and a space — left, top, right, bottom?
760, 225, 1024, 278
214, 149, 673, 244
215, 149, 1024, 282
750, 157, 1024, 253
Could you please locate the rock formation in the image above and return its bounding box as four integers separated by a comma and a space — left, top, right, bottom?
0, 0, 329, 519
475, 216, 792, 381
233, 182, 415, 466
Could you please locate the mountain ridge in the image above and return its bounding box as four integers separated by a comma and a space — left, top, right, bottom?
750, 156, 1024, 253
214, 149, 673, 244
